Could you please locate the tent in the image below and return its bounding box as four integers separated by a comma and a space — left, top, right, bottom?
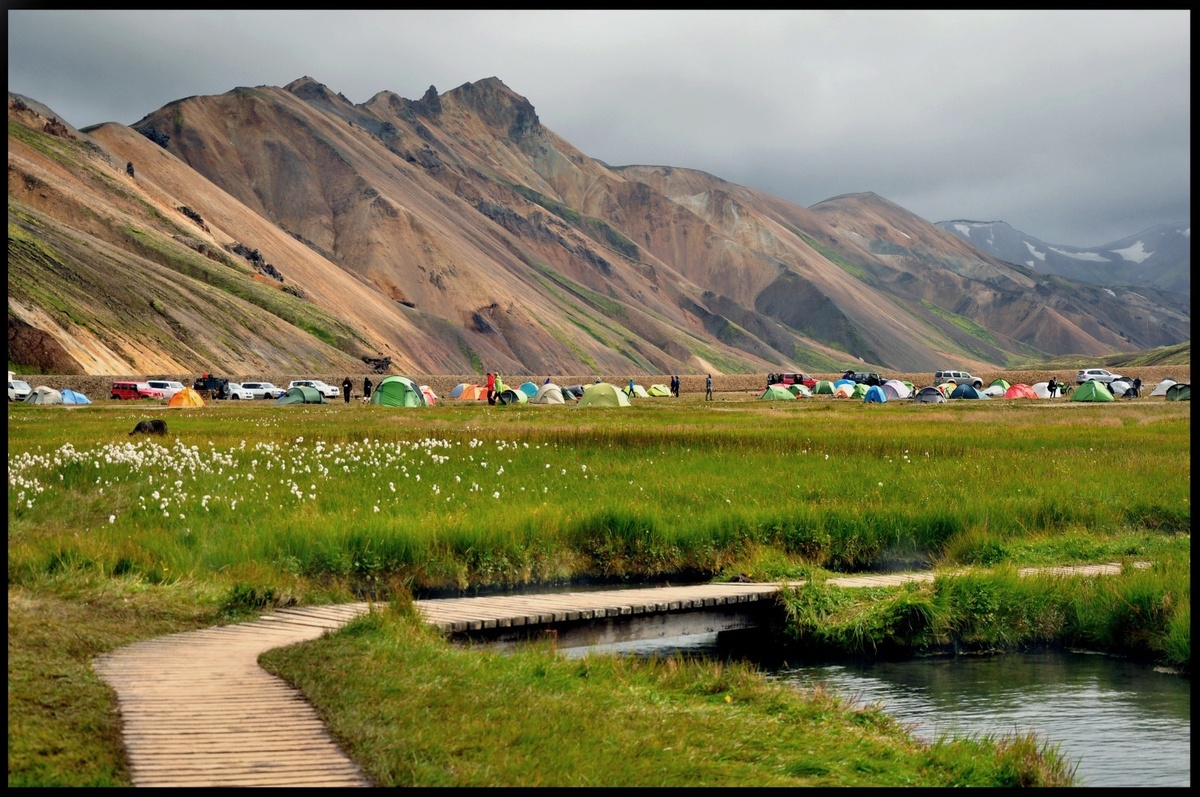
531, 383, 565, 404
913, 386, 947, 403
833, 382, 856, 398
562, 384, 585, 400
275, 385, 327, 404
497, 388, 527, 405
983, 384, 1007, 397
759, 385, 796, 401
452, 383, 488, 401
833, 378, 855, 389
787, 383, 812, 398
59, 388, 92, 405
577, 382, 630, 407
168, 387, 205, 408
989, 378, 1011, 391
24, 386, 62, 405
1003, 383, 1038, 399
518, 381, 539, 398
863, 385, 887, 403
1030, 382, 1055, 399
369, 376, 426, 407
851, 383, 868, 399
882, 379, 911, 399
419, 385, 438, 405
1070, 380, 1115, 402
1149, 379, 1177, 397
813, 380, 835, 395
624, 383, 650, 398
1108, 379, 1132, 397
1165, 383, 1190, 401
949, 383, 987, 400
647, 383, 671, 397
936, 382, 956, 397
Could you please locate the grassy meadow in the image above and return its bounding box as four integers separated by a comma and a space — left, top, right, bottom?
8, 390, 1190, 786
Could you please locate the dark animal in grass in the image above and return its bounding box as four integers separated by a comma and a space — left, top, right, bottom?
129, 419, 168, 436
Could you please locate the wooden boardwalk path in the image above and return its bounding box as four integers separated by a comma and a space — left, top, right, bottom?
93, 562, 1140, 787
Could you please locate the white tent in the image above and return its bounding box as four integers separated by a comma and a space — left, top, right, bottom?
531, 383, 565, 405
882, 379, 911, 399
982, 384, 1007, 397
1150, 379, 1177, 397
1031, 381, 1052, 399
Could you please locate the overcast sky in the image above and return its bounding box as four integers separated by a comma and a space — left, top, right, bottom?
8, 10, 1190, 247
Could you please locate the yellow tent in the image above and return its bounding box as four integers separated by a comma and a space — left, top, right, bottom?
167, 387, 206, 408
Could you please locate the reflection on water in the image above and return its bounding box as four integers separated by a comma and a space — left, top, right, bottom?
568, 636, 1190, 787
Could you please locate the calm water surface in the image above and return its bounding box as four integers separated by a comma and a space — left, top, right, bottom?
567, 636, 1190, 787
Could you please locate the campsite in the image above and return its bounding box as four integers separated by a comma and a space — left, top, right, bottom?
8, 366, 1190, 788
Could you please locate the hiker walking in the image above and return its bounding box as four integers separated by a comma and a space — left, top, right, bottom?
363, 376, 373, 400
341, 377, 352, 403
705, 374, 713, 401
486, 372, 496, 405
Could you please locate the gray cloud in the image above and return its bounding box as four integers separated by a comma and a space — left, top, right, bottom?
8, 9, 1189, 247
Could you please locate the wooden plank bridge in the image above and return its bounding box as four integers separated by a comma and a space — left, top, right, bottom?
93, 563, 1139, 787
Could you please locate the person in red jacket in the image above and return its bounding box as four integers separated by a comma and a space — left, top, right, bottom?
486, 372, 496, 405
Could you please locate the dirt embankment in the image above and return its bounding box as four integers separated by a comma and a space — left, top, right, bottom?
14, 367, 1188, 402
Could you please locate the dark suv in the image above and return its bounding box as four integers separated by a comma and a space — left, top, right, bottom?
843, 371, 884, 387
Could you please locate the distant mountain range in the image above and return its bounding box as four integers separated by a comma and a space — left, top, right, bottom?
935, 220, 1189, 296
6, 77, 1191, 378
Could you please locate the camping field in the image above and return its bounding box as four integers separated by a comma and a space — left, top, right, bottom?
8, 392, 1190, 786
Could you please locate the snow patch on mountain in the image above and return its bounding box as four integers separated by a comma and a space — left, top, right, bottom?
1110, 240, 1153, 263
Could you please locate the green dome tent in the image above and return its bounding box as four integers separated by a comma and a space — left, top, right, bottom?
1070, 380, 1115, 402
759, 384, 796, 401
647, 384, 671, 397
577, 382, 630, 407
1165, 383, 1190, 401
787, 383, 812, 397
369, 376, 426, 407
275, 385, 327, 404
497, 388, 528, 405
813, 380, 835, 395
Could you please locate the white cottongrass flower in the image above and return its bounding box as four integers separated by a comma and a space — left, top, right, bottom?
109, 515, 116, 524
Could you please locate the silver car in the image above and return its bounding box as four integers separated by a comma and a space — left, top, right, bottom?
1076, 368, 1123, 385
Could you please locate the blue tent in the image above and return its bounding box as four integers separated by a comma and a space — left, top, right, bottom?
949, 383, 987, 400
863, 385, 887, 403
833, 378, 855, 389
60, 388, 92, 405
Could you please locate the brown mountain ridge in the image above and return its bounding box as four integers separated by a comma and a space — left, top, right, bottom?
7, 77, 1190, 377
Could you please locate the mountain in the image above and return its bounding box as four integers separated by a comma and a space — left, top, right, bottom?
935, 220, 1190, 296
7, 78, 1191, 378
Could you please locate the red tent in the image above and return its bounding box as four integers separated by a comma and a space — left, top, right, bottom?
1003, 383, 1039, 399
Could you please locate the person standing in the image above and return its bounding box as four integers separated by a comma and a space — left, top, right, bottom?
341, 377, 352, 404
486, 372, 496, 405
363, 376, 373, 400
705, 374, 713, 401
1047, 377, 1058, 398
671, 375, 679, 397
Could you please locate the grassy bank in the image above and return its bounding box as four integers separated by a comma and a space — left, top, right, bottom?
7, 395, 1189, 785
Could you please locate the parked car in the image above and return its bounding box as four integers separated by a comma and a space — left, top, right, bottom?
288, 379, 341, 399
768, 372, 817, 389
934, 370, 984, 389
224, 382, 256, 400
8, 377, 32, 402
111, 381, 166, 400
146, 379, 186, 400
843, 371, 884, 387
192, 374, 230, 399
241, 381, 286, 399
1076, 368, 1124, 385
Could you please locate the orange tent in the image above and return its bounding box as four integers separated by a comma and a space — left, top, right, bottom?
167, 387, 205, 407
452, 384, 488, 401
